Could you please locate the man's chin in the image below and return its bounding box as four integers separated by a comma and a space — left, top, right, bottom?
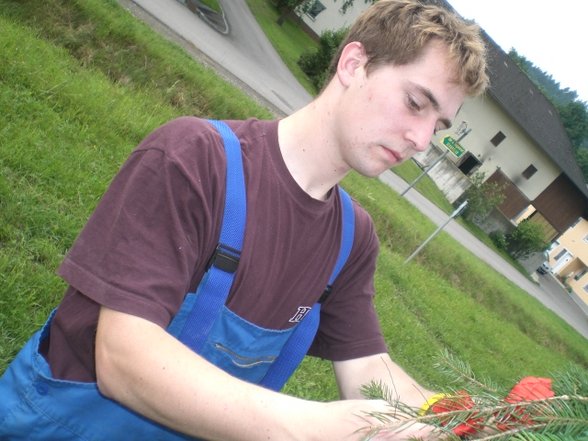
357, 167, 393, 178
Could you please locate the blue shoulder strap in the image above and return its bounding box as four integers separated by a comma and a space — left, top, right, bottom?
177, 120, 246, 352
178, 120, 355, 391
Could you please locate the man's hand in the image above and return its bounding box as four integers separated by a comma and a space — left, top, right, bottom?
324, 399, 439, 441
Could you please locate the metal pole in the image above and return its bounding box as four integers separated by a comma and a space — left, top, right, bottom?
404, 200, 468, 264
400, 148, 449, 196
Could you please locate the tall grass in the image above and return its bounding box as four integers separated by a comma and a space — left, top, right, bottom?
1, 0, 586, 402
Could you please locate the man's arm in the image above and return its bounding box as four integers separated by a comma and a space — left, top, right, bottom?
333, 353, 435, 408
96, 307, 429, 441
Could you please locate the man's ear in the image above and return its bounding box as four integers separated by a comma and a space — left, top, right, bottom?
336, 42, 367, 87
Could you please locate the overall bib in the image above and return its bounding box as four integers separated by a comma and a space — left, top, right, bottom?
0, 121, 355, 440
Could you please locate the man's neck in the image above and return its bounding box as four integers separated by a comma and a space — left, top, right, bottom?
277, 98, 349, 201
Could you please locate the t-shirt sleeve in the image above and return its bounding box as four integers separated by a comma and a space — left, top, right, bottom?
307, 203, 388, 361
57, 117, 225, 328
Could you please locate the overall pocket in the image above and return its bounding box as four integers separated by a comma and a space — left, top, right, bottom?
199, 306, 295, 384
0, 314, 193, 441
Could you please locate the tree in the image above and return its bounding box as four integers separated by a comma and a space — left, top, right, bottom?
576, 148, 588, 178
461, 172, 506, 224
506, 219, 549, 260
275, 0, 305, 26
298, 27, 347, 90
556, 100, 588, 150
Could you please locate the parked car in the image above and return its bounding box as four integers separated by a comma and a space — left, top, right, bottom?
537, 261, 551, 275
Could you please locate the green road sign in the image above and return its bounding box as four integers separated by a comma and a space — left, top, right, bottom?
442, 135, 465, 158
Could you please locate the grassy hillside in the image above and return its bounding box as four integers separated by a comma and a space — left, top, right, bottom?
0, 0, 586, 403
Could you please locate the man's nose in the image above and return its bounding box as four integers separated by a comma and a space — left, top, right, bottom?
408, 121, 436, 152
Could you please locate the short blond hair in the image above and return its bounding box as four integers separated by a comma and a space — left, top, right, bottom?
328, 0, 488, 96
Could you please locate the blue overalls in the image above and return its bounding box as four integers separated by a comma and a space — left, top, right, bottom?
0, 121, 355, 440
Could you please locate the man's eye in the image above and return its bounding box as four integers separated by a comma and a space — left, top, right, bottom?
407, 96, 421, 111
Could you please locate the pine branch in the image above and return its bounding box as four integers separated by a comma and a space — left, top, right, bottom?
432, 348, 501, 395
359, 353, 588, 441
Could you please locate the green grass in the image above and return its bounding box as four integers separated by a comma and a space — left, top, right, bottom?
392, 159, 455, 213
1, 0, 586, 402
199, 0, 222, 14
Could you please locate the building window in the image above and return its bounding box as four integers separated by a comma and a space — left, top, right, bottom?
584, 233, 588, 244
575, 268, 588, 281
490, 131, 506, 146
554, 248, 568, 260
305, 0, 326, 19
584, 283, 588, 293
522, 164, 537, 179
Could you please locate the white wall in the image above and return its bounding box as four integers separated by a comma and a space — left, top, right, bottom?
297, 0, 368, 36
441, 96, 561, 201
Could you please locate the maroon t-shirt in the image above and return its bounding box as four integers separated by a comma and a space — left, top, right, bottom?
46, 117, 387, 381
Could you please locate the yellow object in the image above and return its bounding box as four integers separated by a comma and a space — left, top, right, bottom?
418, 393, 449, 416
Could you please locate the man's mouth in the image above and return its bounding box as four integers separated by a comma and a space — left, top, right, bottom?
382, 145, 404, 163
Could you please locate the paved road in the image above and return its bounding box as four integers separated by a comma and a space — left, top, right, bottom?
120, 0, 588, 340
122, 0, 311, 115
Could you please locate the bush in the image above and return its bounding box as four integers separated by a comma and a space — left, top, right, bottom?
489, 230, 508, 252
506, 219, 549, 259
297, 27, 347, 91
462, 172, 506, 223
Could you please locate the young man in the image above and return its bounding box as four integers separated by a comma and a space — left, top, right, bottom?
0, 1, 488, 439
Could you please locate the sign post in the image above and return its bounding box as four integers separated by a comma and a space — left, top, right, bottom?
404, 200, 468, 263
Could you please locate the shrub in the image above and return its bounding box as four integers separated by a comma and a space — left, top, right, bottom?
506, 219, 549, 259
489, 230, 508, 252
297, 27, 347, 90
462, 172, 506, 223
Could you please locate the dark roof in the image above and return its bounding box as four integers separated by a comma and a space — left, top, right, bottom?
430, 0, 588, 199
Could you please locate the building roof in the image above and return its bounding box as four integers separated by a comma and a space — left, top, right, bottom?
432, 0, 588, 199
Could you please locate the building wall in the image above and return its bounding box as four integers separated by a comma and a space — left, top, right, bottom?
414, 96, 566, 234
412, 143, 471, 203
551, 218, 588, 266
443, 97, 562, 202
547, 218, 588, 306
297, 0, 367, 36
567, 272, 588, 309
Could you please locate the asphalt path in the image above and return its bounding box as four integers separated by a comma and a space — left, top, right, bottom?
122, 0, 312, 115
120, 0, 588, 340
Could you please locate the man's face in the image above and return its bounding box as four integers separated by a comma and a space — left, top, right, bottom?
333, 40, 466, 178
